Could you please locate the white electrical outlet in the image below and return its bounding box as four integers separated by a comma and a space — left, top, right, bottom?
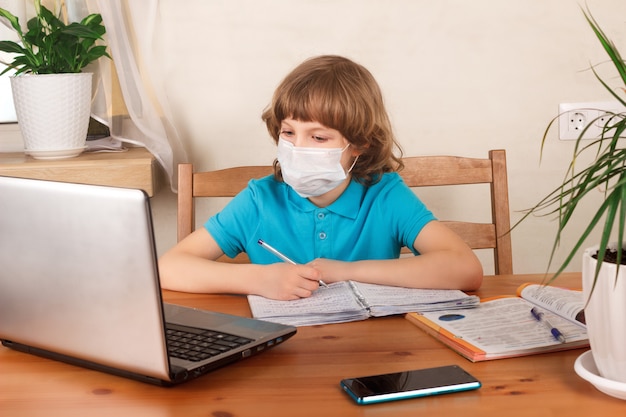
558, 101, 624, 140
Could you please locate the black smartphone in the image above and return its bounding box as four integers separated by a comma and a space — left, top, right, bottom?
340, 365, 481, 405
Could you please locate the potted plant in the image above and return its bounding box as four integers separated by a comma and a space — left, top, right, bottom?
0, 0, 109, 159
519, 8, 626, 390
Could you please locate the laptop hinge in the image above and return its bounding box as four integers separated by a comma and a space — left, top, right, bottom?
169, 364, 189, 383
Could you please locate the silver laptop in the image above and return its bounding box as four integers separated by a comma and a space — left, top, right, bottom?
0, 175, 296, 386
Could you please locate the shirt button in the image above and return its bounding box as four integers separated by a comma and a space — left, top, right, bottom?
318, 232, 327, 240
317, 212, 325, 220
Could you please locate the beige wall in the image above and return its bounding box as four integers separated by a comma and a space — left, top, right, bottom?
4, 0, 626, 275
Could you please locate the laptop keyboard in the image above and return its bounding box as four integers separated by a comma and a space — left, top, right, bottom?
166, 323, 253, 362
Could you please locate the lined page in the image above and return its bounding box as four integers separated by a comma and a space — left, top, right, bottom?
247, 282, 367, 326
352, 282, 479, 316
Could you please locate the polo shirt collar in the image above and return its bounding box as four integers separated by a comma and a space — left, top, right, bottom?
286, 179, 363, 220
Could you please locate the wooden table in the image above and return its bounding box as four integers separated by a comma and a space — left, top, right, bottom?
1, 273, 623, 416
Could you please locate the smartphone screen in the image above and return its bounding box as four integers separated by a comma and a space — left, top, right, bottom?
340, 365, 481, 405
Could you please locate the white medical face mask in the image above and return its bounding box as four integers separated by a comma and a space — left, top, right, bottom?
277, 138, 356, 198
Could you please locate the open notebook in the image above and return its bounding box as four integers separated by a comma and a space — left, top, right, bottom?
0, 175, 296, 386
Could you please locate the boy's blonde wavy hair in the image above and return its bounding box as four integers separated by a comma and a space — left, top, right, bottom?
262, 55, 403, 185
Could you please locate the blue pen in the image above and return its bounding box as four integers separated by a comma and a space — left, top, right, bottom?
530, 307, 566, 343
257, 239, 328, 288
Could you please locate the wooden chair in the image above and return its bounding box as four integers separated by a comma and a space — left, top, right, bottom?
176, 149, 513, 273
398, 150, 512, 274
177, 164, 274, 263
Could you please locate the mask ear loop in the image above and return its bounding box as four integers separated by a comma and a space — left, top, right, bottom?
342, 143, 359, 174
347, 155, 359, 173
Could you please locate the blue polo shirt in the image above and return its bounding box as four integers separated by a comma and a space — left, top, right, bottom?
205, 172, 436, 263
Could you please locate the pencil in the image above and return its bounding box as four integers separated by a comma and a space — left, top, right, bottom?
257, 239, 328, 288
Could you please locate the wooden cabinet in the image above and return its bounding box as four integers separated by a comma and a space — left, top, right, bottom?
0, 147, 160, 196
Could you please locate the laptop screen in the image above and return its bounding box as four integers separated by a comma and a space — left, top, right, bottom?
0, 176, 171, 380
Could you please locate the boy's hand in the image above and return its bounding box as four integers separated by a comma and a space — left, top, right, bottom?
256, 263, 322, 300
306, 258, 348, 284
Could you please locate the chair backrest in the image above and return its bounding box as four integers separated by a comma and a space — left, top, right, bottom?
176, 149, 512, 273
177, 164, 274, 263
397, 150, 512, 274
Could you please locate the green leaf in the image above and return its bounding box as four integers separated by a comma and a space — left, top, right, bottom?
0, 8, 24, 37
584, 9, 626, 86
0, 4, 108, 74
0, 40, 27, 54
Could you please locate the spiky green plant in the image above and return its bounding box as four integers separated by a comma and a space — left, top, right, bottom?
0, 0, 109, 75
518, 8, 626, 295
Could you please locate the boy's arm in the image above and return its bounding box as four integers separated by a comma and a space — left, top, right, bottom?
158, 228, 322, 300
307, 221, 483, 291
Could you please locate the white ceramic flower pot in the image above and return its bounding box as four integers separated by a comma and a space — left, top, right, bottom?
10, 73, 93, 160
582, 244, 626, 383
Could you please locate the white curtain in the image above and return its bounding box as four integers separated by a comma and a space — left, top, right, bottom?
1, 0, 187, 190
